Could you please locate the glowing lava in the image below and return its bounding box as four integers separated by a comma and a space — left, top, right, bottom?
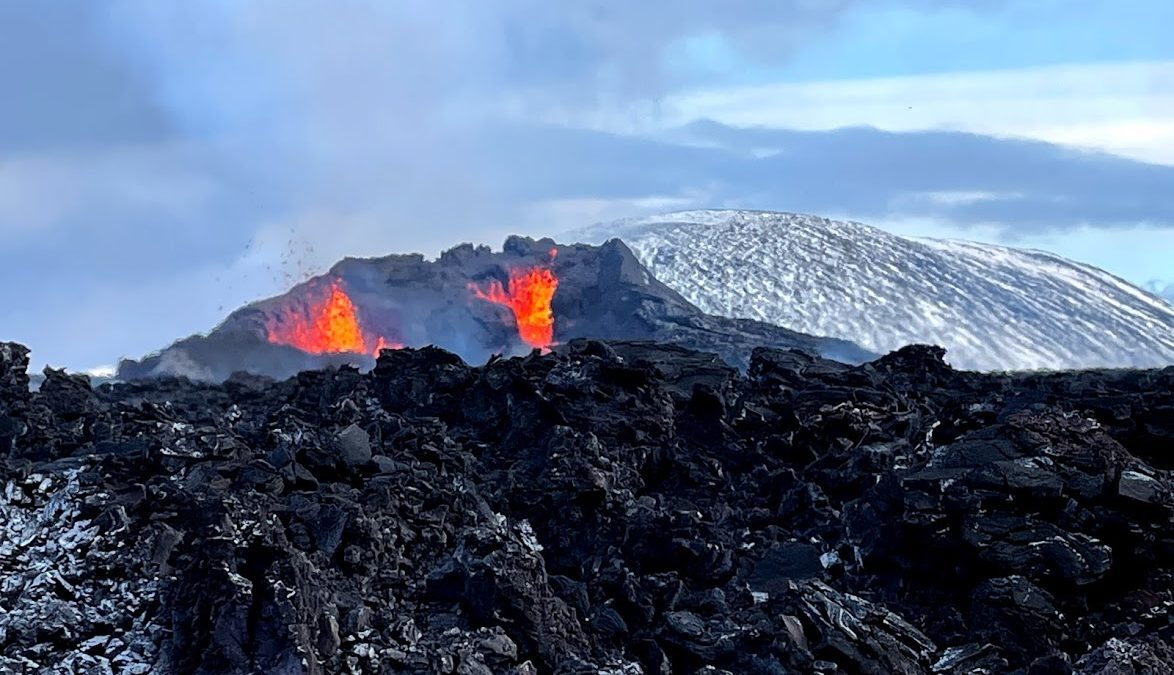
266, 278, 399, 357
470, 264, 559, 349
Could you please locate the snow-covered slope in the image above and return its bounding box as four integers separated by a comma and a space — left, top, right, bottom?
566, 210, 1174, 371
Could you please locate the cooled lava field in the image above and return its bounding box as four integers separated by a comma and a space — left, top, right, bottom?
2, 338, 1173, 674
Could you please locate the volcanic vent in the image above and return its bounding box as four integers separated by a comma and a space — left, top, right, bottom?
468, 248, 559, 350
265, 277, 400, 357
119, 237, 873, 381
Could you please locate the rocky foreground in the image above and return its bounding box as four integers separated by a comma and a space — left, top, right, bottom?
2, 339, 1173, 674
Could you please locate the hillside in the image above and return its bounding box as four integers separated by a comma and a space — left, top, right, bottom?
568, 210, 1174, 371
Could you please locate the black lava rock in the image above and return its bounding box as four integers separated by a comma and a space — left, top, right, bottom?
2, 339, 1173, 673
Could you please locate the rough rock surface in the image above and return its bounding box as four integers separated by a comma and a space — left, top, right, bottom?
4, 339, 1174, 673
116, 237, 873, 382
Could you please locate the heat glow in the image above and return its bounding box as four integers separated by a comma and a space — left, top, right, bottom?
266, 278, 399, 357
470, 265, 558, 349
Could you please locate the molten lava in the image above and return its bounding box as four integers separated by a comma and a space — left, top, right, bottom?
470, 264, 559, 349
266, 278, 399, 357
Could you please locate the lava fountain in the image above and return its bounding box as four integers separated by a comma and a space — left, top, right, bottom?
469, 252, 559, 349
266, 278, 399, 357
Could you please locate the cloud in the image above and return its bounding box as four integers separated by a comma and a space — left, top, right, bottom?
64, 0, 961, 266
517, 59, 1174, 165
480, 121, 1174, 232
637, 60, 1174, 165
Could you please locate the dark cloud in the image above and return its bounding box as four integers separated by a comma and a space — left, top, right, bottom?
480, 121, 1174, 233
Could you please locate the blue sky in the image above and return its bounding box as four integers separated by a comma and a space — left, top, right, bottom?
1, 0, 1171, 370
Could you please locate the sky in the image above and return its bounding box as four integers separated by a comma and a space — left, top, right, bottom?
1, 0, 1172, 371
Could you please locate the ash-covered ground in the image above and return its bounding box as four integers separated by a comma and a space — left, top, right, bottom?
3, 339, 1173, 674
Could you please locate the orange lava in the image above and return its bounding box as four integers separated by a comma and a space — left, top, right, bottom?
470, 265, 558, 349
266, 278, 398, 357
371, 336, 404, 356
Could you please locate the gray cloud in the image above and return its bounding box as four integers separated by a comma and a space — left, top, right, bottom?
481, 121, 1174, 233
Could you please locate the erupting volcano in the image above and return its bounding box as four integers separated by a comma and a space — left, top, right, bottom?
265, 278, 398, 357
120, 237, 876, 382
470, 254, 559, 349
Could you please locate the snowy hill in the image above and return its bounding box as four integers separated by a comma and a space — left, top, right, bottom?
566, 210, 1174, 371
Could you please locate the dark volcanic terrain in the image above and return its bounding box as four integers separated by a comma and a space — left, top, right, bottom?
3, 339, 1174, 674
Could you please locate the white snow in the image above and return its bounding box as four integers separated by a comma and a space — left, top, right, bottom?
566, 209, 1174, 372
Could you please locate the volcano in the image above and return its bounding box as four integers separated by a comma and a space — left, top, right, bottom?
118, 237, 873, 381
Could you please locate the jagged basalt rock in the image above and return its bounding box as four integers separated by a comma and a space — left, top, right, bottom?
3, 339, 1174, 673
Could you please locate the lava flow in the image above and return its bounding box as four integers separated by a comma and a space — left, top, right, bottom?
470, 259, 559, 349
266, 278, 399, 357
